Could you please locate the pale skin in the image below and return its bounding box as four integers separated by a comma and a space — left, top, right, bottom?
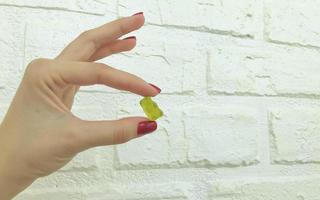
0, 12, 160, 199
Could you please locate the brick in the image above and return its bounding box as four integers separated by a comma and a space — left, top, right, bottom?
74, 0, 117, 15
265, 0, 320, 47
270, 107, 320, 164
84, 182, 189, 200
14, 189, 84, 200
160, 0, 261, 38
120, 0, 262, 37
115, 107, 186, 169
184, 105, 259, 166
208, 41, 320, 96
116, 126, 171, 168
209, 177, 320, 200
0, 0, 117, 15
0, 8, 24, 91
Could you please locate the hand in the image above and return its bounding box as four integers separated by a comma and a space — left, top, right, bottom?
0, 12, 160, 199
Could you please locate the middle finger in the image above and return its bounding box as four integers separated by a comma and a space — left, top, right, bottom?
56, 13, 145, 61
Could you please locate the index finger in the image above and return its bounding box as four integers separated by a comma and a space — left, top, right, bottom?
53, 60, 160, 97
57, 13, 145, 61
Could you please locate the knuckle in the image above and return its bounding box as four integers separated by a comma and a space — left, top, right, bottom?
121, 78, 132, 91
27, 58, 46, 70
118, 21, 128, 35
94, 63, 108, 83
26, 58, 51, 75
119, 25, 126, 35
78, 30, 98, 50
95, 62, 108, 70
113, 122, 131, 144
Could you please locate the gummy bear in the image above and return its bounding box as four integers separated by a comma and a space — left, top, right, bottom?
140, 97, 163, 120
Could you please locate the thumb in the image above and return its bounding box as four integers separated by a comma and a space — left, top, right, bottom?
76, 117, 157, 149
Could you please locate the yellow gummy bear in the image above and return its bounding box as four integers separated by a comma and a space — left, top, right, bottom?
140, 97, 163, 120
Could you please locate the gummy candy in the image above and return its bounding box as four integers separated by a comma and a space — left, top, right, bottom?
140, 97, 163, 120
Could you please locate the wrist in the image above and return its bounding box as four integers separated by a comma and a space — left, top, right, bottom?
0, 169, 35, 200
0, 125, 36, 200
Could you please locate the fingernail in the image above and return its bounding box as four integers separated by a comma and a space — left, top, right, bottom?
149, 83, 161, 93
137, 121, 157, 136
123, 36, 136, 40
132, 12, 144, 16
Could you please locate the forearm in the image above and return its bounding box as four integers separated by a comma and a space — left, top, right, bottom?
0, 171, 33, 200
0, 125, 35, 200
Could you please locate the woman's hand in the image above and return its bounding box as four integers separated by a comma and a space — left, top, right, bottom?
0, 12, 160, 199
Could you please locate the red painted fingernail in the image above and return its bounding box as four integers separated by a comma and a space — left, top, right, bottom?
123, 36, 136, 40
137, 121, 157, 136
132, 12, 144, 16
149, 83, 161, 93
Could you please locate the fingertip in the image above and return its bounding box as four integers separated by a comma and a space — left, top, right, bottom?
122, 36, 137, 51
146, 83, 161, 97
149, 83, 161, 93
132, 12, 144, 16
131, 12, 145, 28
143, 83, 161, 97
137, 120, 157, 137
139, 85, 159, 97
123, 36, 136, 40
118, 117, 157, 139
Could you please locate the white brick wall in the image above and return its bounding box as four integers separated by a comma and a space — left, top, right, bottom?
265, 0, 320, 47
0, 0, 319, 199
209, 176, 320, 200
270, 107, 320, 164
184, 106, 260, 167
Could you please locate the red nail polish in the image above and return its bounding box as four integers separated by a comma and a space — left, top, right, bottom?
137, 121, 157, 136
123, 36, 136, 40
132, 12, 144, 16
149, 83, 161, 93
